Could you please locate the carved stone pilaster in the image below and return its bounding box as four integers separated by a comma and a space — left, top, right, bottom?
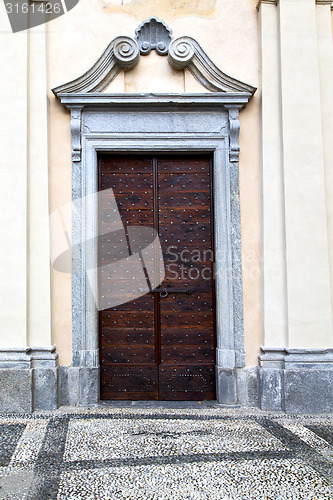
225, 106, 245, 370
70, 107, 82, 162
226, 107, 241, 163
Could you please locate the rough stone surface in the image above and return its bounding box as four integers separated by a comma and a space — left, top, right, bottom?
259, 368, 283, 411
284, 369, 333, 414
33, 368, 58, 411
247, 366, 260, 407
216, 368, 237, 405
59, 366, 80, 406
79, 367, 100, 406
2, 364, 333, 414
0, 369, 33, 413
236, 368, 248, 406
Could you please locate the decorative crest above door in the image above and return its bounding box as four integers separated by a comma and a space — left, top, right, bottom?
52, 17, 256, 96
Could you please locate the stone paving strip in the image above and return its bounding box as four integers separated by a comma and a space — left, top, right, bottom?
0, 405, 332, 499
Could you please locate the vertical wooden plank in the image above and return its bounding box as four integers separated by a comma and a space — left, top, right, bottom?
157, 157, 216, 400
98, 156, 158, 400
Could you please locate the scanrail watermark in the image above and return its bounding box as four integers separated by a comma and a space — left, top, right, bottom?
50, 188, 165, 311
4, 0, 80, 33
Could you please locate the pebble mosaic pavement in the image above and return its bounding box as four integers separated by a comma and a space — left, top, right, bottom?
0, 403, 332, 499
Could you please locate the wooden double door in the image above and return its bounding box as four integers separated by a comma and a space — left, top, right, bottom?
99, 155, 216, 400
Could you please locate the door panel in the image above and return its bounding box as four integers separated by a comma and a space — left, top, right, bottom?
99, 155, 216, 400
158, 366, 215, 401
100, 365, 158, 401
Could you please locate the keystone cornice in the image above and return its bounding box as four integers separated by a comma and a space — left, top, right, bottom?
52, 18, 256, 97
135, 17, 172, 55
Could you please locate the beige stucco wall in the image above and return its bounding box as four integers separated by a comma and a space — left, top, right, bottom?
48, 0, 261, 366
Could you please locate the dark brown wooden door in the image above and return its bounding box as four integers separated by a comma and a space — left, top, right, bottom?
99, 156, 216, 400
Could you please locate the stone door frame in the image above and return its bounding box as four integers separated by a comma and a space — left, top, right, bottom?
57, 93, 251, 405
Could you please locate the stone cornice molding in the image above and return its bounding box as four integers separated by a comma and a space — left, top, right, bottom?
56, 93, 253, 109
56, 94, 253, 163
259, 347, 333, 369
52, 18, 256, 97
0, 346, 58, 369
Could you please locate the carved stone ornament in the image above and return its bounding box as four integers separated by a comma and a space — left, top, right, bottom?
135, 17, 172, 55
70, 107, 82, 162
52, 36, 140, 94
168, 37, 255, 93
226, 106, 241, 162
52, 18, 256, 97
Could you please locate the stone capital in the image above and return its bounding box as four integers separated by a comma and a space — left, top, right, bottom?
316, 0, 333, 5
256, 0, 278, 11
257, 0, 333, 8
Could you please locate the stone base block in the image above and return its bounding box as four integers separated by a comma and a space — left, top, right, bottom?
33, 368, 59, 411
1, 349, 332, 413
59, 366, 80, 406
259, 368, 283, 411
242, 366, 259, 407
258, 348, 333, 413
216, 367, 237, 405
257, 367, 333, 413
0, 369, 33, 413
283, 369, 333, 413
79, 367, 100, 406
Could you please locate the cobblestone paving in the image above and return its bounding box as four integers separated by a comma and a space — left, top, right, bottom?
0, 404, 332, 499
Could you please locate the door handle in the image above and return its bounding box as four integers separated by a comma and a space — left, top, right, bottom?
152, 288, 192, 298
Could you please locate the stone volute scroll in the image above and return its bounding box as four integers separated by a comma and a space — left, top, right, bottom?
168, 37, 256, 94
52, 36, 140, 94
